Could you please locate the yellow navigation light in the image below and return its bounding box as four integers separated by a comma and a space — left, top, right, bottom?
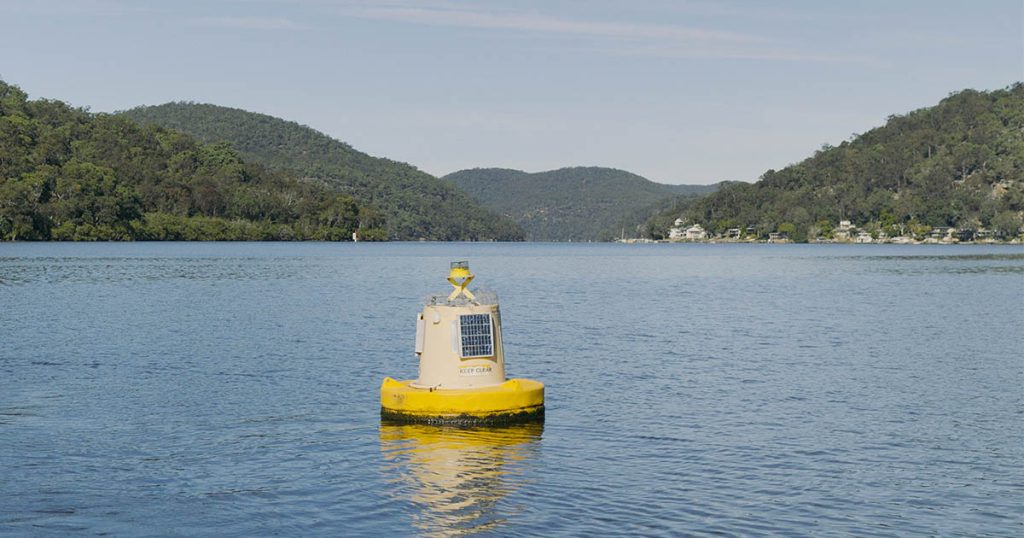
447, 260, 475, 301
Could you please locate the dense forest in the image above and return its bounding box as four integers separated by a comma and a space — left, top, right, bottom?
121, 103, 524, 241
0, 81, 370, 241
8, 80, 1019, 243
647, 85, 1024, 241
444, 166, 719, 241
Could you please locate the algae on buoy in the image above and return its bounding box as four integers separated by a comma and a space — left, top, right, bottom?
380, 261, 544, 424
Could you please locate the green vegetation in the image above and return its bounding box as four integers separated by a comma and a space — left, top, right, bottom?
648, 84, 1024, 241
643, 182, 747, 240
444, 166, 719, 241
9, 79, 1018, 243
0, 80, 372, 241
120, 103, 524, 241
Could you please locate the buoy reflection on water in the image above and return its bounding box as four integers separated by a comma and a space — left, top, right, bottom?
379, 423, 543, 535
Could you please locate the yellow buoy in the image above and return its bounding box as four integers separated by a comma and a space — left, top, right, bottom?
380, 261, 544, 424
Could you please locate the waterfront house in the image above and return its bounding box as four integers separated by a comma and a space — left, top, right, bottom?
835, 220, 855, 241
684, 224, 707, 240
956, 229, 975, 242
929, 227, 958, 243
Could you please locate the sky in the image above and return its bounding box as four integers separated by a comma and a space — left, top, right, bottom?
1, 0, 1021, 185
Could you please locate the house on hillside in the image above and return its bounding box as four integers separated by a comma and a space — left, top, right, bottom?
835, 220, 855, 241
975, 228, 995, 243
928, 227, 957, 243
684, 224, 707, 240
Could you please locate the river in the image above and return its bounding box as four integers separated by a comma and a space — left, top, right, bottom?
1, 242, 1021, 536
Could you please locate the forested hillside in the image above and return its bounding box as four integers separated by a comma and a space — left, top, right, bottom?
121, 103, 524, 241
0, 81, 365, 241
444, 166, 719, 241
649, 84, 1024, 241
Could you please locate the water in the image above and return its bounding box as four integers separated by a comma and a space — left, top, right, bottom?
1, 242, 1021, 536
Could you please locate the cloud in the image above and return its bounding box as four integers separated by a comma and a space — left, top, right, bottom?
192, 16, 302, 30
0, 0, 161, 16
196, 0, 874, 64
337, 3, 759, 44
604, 43, 880, 65
619, 0, 819, 22
326, 1, 873, 63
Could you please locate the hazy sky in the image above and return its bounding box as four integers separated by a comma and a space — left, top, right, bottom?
2, 0, 1021, 184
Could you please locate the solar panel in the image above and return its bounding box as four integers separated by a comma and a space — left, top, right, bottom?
458, 314, 494, 358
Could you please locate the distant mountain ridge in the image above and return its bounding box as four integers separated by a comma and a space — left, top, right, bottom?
120, 103, 524, 240
444, 166, 719, 241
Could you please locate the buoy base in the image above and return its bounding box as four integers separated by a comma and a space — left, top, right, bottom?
380, 377, 545, 425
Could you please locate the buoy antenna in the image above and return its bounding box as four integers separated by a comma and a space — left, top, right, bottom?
447, 261, 475, 301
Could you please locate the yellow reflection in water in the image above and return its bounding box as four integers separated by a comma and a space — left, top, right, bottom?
379, 422, 543, 536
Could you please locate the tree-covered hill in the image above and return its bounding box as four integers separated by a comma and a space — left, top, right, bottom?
443, 166, 719, 241
120, 103, 524, 241
0, 81, 367, 241
648, 84, 1024, 241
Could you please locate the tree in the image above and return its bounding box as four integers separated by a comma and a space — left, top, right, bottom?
0, 79, 396, 242
0, 176, 45, 240
992, 211, 1023, 239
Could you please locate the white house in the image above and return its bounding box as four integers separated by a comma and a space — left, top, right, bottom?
684, 224, 707, 240
835, 220, 855, 241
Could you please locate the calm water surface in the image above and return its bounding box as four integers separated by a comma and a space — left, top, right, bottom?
1, 242, 1022, 536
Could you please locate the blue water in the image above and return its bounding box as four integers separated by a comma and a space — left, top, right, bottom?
1, 242, 1022, 536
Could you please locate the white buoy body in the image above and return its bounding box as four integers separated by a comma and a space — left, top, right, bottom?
411, 299, 505, 389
